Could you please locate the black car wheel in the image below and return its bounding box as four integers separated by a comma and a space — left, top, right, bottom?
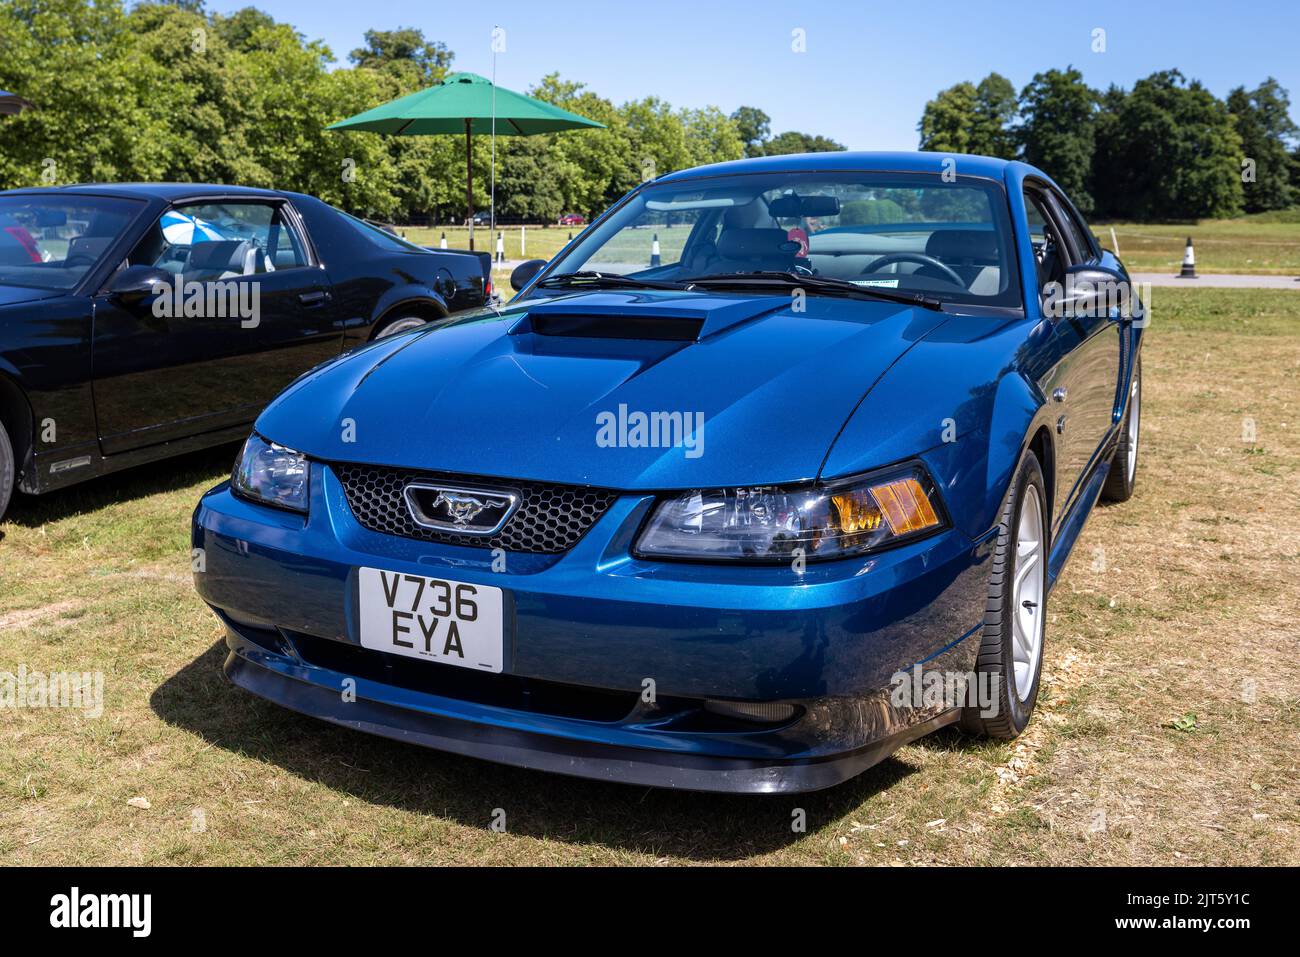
962, 450, 1048, 739
0, 419, 14, 524
373, 315, 431, 340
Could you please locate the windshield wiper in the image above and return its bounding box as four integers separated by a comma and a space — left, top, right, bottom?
683, 271, 944, 311
536, 271, 686, 291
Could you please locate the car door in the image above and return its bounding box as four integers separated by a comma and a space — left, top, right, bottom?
91, 199, 340, 455
1026, 184, 1122, 522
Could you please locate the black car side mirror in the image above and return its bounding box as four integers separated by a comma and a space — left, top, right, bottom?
1045, 263, 1132, 320
510, 259, 547, 292
108, 265, 171, 306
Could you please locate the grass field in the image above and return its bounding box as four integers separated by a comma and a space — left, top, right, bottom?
1099, 219, 1300, 275
1, 287, 1297, 865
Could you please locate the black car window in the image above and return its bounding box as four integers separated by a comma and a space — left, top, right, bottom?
130, 202, 309, 279
0, 194, 142, 291
338, 211, 429, 253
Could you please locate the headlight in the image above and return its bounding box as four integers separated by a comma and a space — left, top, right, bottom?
634, 464, 945, 562
231, 433, 310, 513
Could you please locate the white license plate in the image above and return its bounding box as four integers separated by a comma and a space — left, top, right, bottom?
357, 567, 504, 673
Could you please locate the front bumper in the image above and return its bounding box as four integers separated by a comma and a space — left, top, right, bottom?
193, 462, 993, 793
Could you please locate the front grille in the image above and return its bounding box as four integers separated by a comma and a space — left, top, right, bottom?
333, 463, 618, 554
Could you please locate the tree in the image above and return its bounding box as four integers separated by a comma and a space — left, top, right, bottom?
348, 27, 453, 87
919, 74, 1018, 158
973, 73, 1018, 158
1092, 70, 1244, 220
1227, 78, 1297, 213
1019, 67, 1099, 213
730, 106, 771, 157
918, 81, 979, 154
762, 130, 845, 155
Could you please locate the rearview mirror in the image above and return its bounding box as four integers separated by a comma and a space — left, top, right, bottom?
108, 265, 170, 306
510, 259, 547, 292
767, 194, 841, 219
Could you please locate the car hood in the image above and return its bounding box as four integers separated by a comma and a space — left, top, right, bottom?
257, 290, 950, 490
0, 283, 65, 307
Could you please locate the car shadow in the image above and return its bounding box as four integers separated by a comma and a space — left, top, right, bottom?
151, 641, 930, 862
2, 442, 238, 531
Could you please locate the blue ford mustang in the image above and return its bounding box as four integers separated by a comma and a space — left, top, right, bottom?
192, 152, 1144, 793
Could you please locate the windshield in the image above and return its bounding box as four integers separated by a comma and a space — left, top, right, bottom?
0, 194, 142, 291
544, 171, 1021, 309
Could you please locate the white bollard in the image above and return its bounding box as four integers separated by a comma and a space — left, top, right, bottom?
495, 231, 505, 264
439, 232, 447, 250
1177, 236, 1197, 279
650, 233, 661, 267
520, 225, 526, 258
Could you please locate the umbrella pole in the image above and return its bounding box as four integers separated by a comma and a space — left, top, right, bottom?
465, 118, 474, 251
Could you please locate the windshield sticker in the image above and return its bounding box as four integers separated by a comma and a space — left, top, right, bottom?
852, 279, 900, 288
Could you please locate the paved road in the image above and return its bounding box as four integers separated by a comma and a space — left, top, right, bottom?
1132, 272, 1300, 289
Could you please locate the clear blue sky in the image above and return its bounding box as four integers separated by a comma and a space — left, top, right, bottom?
207, 0, 1300, 150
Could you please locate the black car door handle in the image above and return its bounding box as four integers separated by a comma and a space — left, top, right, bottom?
298, 290, 329, 306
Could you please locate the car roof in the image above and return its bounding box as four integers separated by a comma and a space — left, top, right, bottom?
654, 151, 1025, 184
0, 183, 290, 202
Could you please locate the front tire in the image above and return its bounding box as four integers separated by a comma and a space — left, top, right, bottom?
1102, 358, 1141, 503
962, 450, 1048, 739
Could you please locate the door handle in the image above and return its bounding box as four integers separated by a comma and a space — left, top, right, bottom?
298, 290, 329, 307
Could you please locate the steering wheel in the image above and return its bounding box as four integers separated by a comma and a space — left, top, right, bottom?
863, 253, 964, 288
63, 254, 98, 270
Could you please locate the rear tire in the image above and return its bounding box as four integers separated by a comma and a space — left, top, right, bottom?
0, 419, 14, 525
1102, 357, 1141, 503
373, 315, 431, 340
962, 450, 1048, 739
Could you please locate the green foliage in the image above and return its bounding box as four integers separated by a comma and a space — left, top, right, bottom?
728, 105, 843, 157
1092, 70, 1244, 220
730, 106, 770, 157
918, 73, 1018, 159
0, 0, 759, 222
918, 81, 979, 154
918, 66, 1279, 222
1019, 67, 1098, 213
1227, 79, 1297, 213
761, 130, 845, 155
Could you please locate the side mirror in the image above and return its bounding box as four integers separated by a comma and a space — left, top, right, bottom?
108, 265, 170, 306
1045, 263, 1132, 320
510, 259, 547, 292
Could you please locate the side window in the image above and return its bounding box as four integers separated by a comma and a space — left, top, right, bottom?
128, 203, 309, 279
1050, 193, 1096, 263
1024, 189, 1067, 290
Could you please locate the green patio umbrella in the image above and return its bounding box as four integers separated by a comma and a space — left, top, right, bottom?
327, 71, 603, 248
0, 91, 35, 116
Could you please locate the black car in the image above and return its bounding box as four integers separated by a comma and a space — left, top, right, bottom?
0, 183, 492, 522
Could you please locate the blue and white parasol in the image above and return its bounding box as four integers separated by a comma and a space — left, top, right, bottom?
160, 210, 225, 245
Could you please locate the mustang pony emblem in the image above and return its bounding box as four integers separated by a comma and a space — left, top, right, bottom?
432, 491, 510, 528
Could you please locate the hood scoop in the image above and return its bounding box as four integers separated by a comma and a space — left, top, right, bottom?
516, 311, 703, 341
508, 291, 791, 344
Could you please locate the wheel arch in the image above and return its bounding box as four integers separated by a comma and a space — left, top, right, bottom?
369, 296, 450, 340
0, 371, 34, 481
1026, 424, 1056, 523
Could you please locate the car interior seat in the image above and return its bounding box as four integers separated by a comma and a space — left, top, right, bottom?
183, 240, 261, 281
925, 229, 1002, 294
